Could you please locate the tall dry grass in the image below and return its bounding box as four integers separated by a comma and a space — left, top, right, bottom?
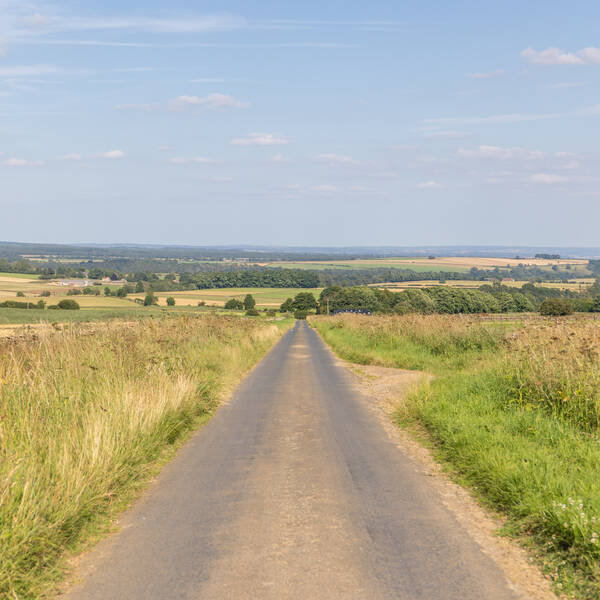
502, 320, 600, 431
0, 315, 285, 599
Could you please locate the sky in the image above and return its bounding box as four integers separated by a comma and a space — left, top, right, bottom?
1, 0, 599, 247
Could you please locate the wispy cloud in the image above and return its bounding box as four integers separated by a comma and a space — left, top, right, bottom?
3, 157, 44, 167
169, 156, 218, 164
169, 93, 250, 111
417, 181, 444, 189
425, 113, 561, 125
15, 14, 247, 35
231, 133, 288, 146
0, 64, 64, 77
115, 103, 154, 112
529, 173, 569, 184
315, 153, 361, 166
458, 145, 546, 160
98, 150, 124, 159
58, 153, 82, 161
466, 69, 504, 79
522, 46, 600, 66
422, 131, 471, 140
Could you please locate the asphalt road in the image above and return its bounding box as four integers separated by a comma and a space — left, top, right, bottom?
64, 321, 518, 599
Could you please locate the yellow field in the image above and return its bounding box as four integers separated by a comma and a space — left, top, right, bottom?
372, 279, 595, 292
131, 288, 323, 308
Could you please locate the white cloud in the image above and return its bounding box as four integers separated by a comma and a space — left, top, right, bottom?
168, 93, 249, 111
458, 145, 546, 160
466, 69, 504, 79
0, 64, 63, 77
529, 173, 569, 184
580, 104, 600, 115
4, 157, 44, 167
522, 46, 600, 66
17, 15, 246, 35
58, 153, 82, 161
548, 81, 587, 89
98, 150, 124, 159
425, 113, 560, 125
313, 184, 338, 192
417, 181, 443, 189
315, 153, 360, 166
422, 130, 471, 140
231, 132, 288, 146
169, 156, 217, 164
115, 103, 153, 112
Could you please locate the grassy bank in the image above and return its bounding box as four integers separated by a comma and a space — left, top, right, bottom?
312, 314, 600, 598
0, 315, 291, 599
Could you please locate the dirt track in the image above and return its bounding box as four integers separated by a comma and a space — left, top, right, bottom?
61, 321, 554, 599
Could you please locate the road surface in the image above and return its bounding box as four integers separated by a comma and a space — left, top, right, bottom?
64, 321, 518, 599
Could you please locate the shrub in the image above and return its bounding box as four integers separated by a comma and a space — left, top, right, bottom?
245, 308, 260, 316
294, 310, 308, 320
67, 289, 82, 296
224, 298, 244, 310
540, 298, 574, 316
143, 293, 157, 306
244, 294, 256, 310
266, 309, 277, 317
40, 291, 51, 297
280, 298, 293, 312
197, 301, 206, 306
57, 299, 80, 310
16, 291, 25, 297
166, 297, 175, 307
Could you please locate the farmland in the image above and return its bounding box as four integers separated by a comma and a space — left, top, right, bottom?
255, 256, 590, 273
312, 313, 600, 597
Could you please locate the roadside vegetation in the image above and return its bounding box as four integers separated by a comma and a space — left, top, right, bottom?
0, 314, 291, 599
313, 314, 600, 598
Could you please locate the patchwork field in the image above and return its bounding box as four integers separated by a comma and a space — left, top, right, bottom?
131, 287, 322, 308
372, 279, 595, 292
255, 256, 590, 273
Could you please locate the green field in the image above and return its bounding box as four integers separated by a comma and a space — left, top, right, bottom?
259, 260, 470, 273
0, 272, 41, 279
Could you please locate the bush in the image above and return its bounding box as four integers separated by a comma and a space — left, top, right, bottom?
16, 291, 24, 297
244, 294, 256, 310
197, 301, 206, 307
280, 298, 293, 312
224, 298, 244, 310
266, 309, 277, 317
57, 299, 80, 310
40, 291, 51, 297
245, 308, 260, 316
294, 310, 308, 320
540, 298, 574, 316
166, 297, 175, 306
143, 293, 157, 307
67, 289, 82, 296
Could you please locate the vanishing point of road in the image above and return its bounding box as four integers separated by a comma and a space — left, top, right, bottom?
64, 321, 518, 600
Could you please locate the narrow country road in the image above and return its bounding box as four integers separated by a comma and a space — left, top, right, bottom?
63, 321, 518, 600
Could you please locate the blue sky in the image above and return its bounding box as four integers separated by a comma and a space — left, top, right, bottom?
1, 0, 599, 246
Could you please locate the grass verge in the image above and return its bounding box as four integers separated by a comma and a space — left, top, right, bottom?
0, 314, 292, 599
311, 314, 600, 598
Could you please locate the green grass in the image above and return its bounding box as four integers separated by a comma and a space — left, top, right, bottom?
0, 272, 40, 279
312, 314, 600, 598
263, 260, 469, 273
0, 315, 292, 599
